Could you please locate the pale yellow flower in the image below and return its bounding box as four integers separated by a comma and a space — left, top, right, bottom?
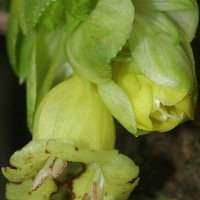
115, 64, 195, 132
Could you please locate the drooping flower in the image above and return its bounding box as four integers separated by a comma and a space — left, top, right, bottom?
33, 75, 116, 150
2, 75, 139, 199
114, 63, 196, 132
98, 1, 198, 135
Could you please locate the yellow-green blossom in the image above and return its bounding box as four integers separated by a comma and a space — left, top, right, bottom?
98, 14, 198, 136
2, 139, 139, 200
115, 64, 195, 132
33, 75, 115, 150
2, 75, 139, 200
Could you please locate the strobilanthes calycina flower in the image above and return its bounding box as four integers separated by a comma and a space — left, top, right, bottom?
2, 75, 139, 200
32, 75, 115, 150
3, 0, 199, 199
113, 61, 196, 132
98, 0, 198, 136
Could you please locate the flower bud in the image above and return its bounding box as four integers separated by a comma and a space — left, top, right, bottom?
33, 75, 115, 150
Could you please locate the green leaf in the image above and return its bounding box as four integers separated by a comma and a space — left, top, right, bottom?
66, 0, 134, 83
98, 80, 137, 134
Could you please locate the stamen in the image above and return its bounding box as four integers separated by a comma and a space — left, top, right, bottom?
154, 99, 183, 121
32, 156, 67, 191
158, 108, 183, 120
32, 156, 55, 191
51, 159, 67, 179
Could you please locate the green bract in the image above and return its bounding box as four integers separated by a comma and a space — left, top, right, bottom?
66, 0, 134, 83
7, 0, 60, 76
132, 0, 199, 41
129, 24, 196, 92
7, 0, 69, 130
98, 80, 137, 134
25, 25, 68, 130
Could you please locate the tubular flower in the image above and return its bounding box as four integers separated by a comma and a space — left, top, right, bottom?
114, 63, 196, 132
2, 75, 139, 200
98, 0, 198, 136
33, 75, 115, 150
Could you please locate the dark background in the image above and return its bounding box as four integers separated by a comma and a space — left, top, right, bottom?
1, 1, 200, 200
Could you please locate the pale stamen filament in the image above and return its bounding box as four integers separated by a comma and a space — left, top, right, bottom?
51, 158, 67, 179
32, 156, 67, 191
154, 99, 183, 120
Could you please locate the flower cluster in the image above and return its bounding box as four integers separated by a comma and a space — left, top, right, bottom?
2, 0, 199, 199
